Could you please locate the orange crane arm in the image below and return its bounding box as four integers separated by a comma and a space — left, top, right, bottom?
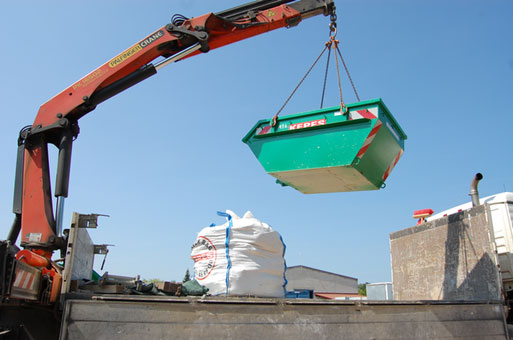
10, 0, 334, 252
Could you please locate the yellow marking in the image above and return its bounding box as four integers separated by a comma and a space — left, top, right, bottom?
267, 10, 276, 17
108, 44, 143, 68
72, 68, 108, 90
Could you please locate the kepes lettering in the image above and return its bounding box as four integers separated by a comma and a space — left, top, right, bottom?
288, 118, 326, 130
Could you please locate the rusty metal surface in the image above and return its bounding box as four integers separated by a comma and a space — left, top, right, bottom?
390, 205, 502, 301
60, 295, 508, 339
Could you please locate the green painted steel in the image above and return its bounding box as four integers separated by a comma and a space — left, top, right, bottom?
243, 99, 407, 194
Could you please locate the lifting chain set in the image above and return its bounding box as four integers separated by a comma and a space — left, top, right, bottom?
271, 11, 360, 127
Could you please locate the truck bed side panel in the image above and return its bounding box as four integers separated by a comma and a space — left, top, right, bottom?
60, 297, 508, 340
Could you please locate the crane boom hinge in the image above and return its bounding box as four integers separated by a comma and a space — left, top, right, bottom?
165, 24, 210, 53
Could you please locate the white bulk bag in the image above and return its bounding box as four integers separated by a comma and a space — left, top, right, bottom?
190, 210, 287, 297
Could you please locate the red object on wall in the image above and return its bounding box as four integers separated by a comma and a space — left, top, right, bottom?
413, 208, 434, 225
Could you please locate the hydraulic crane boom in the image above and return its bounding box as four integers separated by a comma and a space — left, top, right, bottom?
8, 0, 334, 260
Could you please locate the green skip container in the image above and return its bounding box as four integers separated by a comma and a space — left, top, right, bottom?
242, 98, 407, 194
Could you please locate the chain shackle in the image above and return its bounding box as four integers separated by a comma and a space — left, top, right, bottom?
329, 12, 337, 37
329, 22, 337, 37
330, 12, 337, 22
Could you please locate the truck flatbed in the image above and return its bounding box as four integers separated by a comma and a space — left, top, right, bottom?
60, 294, 508, 339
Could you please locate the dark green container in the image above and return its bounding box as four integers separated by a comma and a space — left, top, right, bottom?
242, 99, 407, 194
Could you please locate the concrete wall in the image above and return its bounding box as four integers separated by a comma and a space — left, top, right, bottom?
390, 205, 502, 301
286, 266, 358, 293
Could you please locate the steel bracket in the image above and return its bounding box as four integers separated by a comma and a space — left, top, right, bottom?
71, 213, 109, 229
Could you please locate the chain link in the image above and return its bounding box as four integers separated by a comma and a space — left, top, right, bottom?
320, 42, 332, 109
335, 44, 361, 103
329, 12, 337, 37
271, 44, 329, 126
272, 7, 361, 125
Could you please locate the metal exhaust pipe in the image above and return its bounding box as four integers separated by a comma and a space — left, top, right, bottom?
470, 173, 483, 207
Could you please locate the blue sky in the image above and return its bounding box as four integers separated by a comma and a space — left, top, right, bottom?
1, 0, 512, 284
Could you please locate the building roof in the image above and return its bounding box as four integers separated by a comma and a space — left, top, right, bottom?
287, 265, 357, 281
366, 282, 392, 286
315, 292, 365, 299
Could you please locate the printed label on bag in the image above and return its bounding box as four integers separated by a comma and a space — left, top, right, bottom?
191, 236, 217, 280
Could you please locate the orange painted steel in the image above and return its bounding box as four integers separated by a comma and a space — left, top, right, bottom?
16, 249, 51, 268
20, 4, 309, 251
